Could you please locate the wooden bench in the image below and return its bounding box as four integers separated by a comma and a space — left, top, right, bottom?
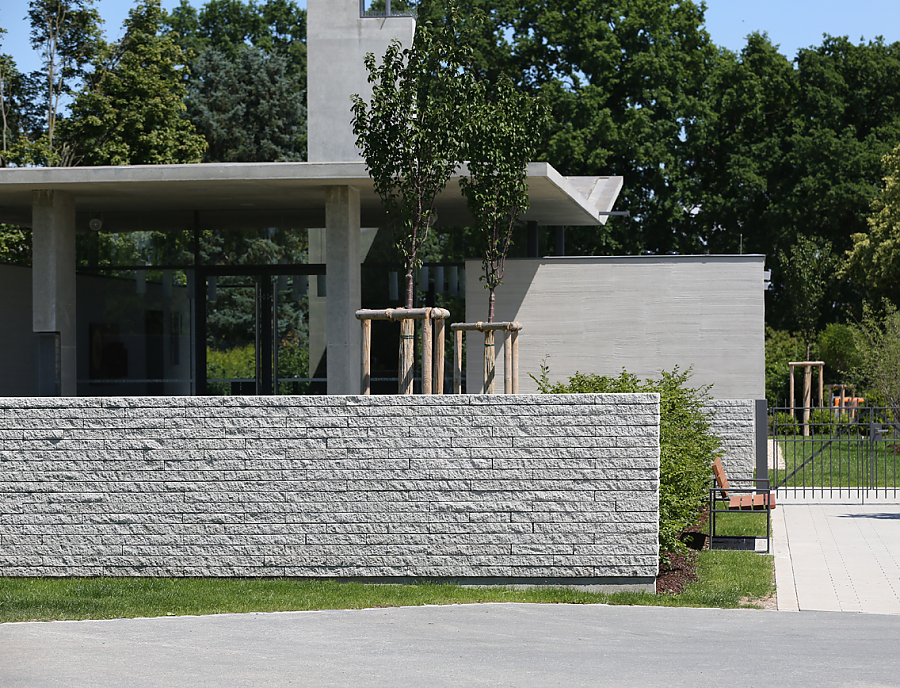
710, 457, 776, 553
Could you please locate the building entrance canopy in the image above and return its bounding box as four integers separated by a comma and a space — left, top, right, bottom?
0, 162, 622, 230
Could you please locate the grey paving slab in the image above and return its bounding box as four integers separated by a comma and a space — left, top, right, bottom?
3, 604, 900, 688
774, 499, 900, 614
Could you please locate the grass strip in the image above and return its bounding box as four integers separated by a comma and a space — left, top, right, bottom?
0, 551, 774, 623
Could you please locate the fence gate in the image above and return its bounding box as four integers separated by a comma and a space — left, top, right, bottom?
769, 406, 900, 501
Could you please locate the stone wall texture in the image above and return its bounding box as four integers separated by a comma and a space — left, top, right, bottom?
0, 394, 660, 588
704, 399, 756, 482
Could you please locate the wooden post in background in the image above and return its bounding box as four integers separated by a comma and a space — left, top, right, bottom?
483, 330, 495, 394
433, 312, 446, 394
421, 308, 433, 395
453, 329, 462, 394
511, 328, 519, 394
361, 318, 371, 395
399, 318, 415, 395
504, 329, 513, 394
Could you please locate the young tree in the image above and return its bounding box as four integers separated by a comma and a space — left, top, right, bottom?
852, 302, 900, 417
460, 75, 547, 322
779, 235, 838, 358
62, 0, 207, 165
27, 0, 104, 165
0, 29, 26, 167
844, 144, 900, 306
351, 1, 472, 309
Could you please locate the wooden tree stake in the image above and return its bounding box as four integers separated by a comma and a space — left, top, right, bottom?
483, 330, 495, 394
422, 308, 433, 395
361, 318, 372, 395
434, 316, 446, 394
399, 318, 415, 395
453, 329, 463, 394
511, 329, 519, 394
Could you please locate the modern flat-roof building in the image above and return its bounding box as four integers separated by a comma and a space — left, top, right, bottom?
0, 0, 623, 398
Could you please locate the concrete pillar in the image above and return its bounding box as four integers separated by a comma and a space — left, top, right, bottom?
32, 190, 77, 396
325, 186, 361, 394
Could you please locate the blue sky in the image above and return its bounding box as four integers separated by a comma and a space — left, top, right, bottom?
1, 0, 898, 74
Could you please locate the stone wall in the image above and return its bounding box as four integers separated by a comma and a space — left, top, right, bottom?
0, 394, 660, 590
704, 399, 756, 482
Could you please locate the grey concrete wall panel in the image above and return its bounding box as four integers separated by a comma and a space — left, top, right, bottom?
0, 394, 660, 589
465, 255, 765, 400
307, 0, 415, 163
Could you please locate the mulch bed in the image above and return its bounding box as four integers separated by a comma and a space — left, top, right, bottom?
656, 508, 709, 595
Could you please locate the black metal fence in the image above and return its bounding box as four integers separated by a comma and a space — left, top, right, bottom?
769, 406, 899, 499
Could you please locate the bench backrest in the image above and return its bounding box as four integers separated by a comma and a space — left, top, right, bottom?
713, 456, 730, 501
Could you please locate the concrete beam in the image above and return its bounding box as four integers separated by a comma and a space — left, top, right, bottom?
325, 186, 361, 394
32, 190, 76, 396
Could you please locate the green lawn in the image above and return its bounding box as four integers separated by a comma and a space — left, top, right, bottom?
0, 552, 774, 623
773, 435, 900, 490
710, 502, 770, 539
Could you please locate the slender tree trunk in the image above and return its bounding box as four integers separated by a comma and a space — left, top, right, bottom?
405, 269, 414, 309
488, 288, 495, 323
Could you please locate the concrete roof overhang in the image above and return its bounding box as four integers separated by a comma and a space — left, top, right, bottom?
0, 161, 623, 230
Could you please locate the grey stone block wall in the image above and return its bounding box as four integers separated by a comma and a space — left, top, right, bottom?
0, 394, 660, 588
704, 400, 756, 482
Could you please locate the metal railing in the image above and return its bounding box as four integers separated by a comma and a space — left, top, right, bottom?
769, 405, 899, 500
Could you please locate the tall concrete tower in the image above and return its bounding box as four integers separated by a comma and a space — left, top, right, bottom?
306, 0, 416, 162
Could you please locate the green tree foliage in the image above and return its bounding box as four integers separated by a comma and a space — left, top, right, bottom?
0, 224, 33, 265
460, 76, 547, 322
166, 0, 307, 162
504, 0, 718, 255
764, 328, 806, 407
852, 301, 900, 414
778, 235, 838, 356
166, 0, 306, 87
26, 0, 104, 165
62, 0, 206, 166
817, 322, 860, 382
790, 38, 900, 255
186, 45, 305, 162
351, 1, 473, 308
533, 366, 720, 557
0, 29, 29, 167
686, 33, 797, 256
844, 144, 900, 305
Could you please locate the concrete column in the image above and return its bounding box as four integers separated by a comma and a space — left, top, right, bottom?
325, 186, 361, 394
32, 190, 77, 396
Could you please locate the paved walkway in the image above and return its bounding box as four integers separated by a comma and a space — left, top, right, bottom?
3, 604, 900, 687
773, 496, 900, 614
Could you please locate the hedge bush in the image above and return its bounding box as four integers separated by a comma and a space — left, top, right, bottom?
532, 365, 721, 557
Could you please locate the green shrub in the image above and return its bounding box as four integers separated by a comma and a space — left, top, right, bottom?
207, 344, 256, 395
532, 364, 721, 557
768, 411, 799, 435
808, 407, 853, 435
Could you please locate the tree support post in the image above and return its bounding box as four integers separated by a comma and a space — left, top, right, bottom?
789, 361, 825, 437
356, 308, 450, 395
450, 321, 523, 395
